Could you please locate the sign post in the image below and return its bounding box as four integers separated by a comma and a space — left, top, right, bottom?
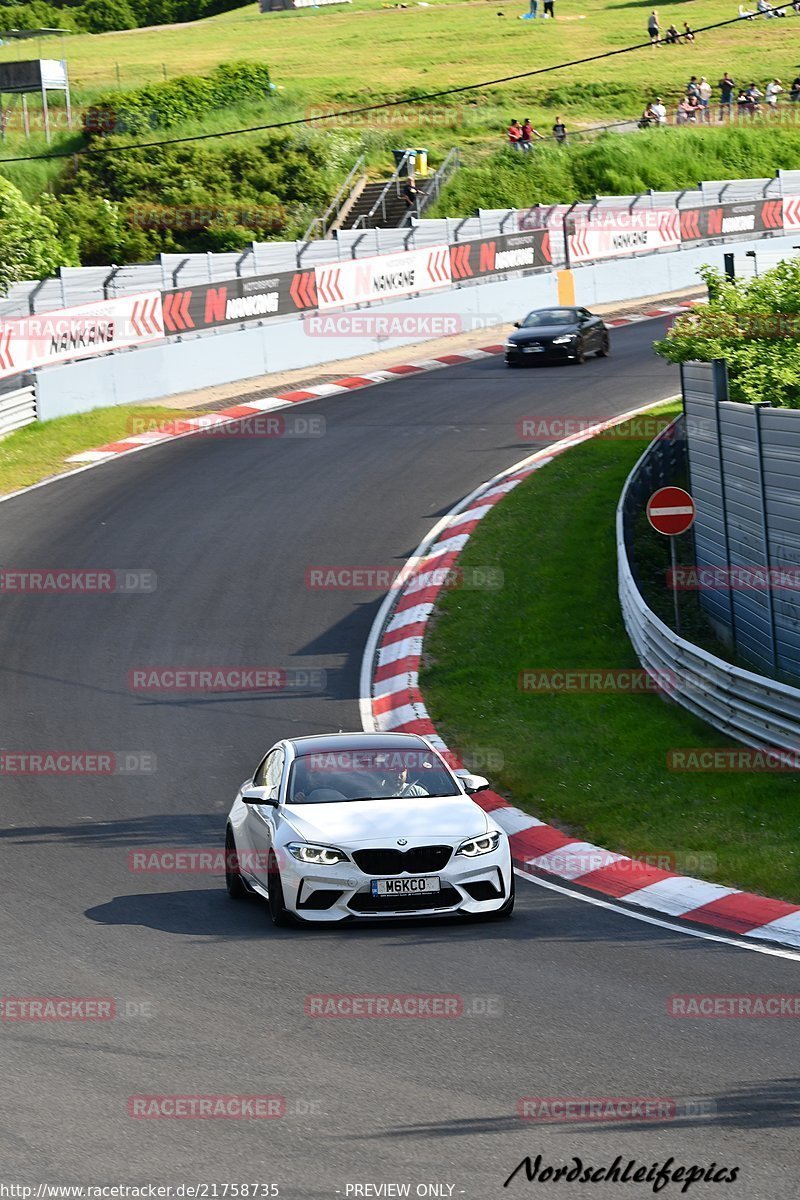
646, 486, 696, 634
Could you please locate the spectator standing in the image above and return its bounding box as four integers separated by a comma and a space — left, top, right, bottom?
647, 9, 660, 46
718, 72, 735, 119
507, 118, 523, 150
747, 82, 763, 109
737, 88, 750, 118
639, 101, 659, 128
791, 75, 800, 102
765, 78, 783, 109
520, 118, 533, 150
528, 0, 543, 16
687, 76, 700, 99
552, 116, 567, 143
699, 76, 712, 118
544, 0, 554, 16
652, 95, 667, 123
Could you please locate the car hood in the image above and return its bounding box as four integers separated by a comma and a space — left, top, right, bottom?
280, 795, 489, 846
509, 325, 577, 343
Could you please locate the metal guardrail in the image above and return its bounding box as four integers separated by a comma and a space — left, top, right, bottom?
0, 381, 36, 437
302, 153, 366, 242
618, 414, 800, 755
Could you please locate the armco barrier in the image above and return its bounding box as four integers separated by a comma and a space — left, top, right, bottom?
618, 415, 800, 756
0, 381, 36, 437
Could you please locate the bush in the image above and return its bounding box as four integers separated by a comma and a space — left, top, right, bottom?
52, 134, 334, 260
83, 61, 272, 136
75, 0, 138, 33
655, 262, 800, 409
0, 178, 77, 293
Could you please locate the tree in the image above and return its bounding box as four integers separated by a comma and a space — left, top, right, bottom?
655, 262, 800, 409
0, 178, 77, 294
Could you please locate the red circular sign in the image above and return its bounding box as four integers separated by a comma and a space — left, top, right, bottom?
646, 486, 696, 536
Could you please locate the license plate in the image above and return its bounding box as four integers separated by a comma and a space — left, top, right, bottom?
524, 345, 544, 353
371, 876, 440, 896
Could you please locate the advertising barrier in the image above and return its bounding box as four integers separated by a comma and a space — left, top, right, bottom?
162, 269, 317, 335
0, 292, 163, 382
568, 211, 681, 263
679, 200, 783, 244
315, 244, 452, 311
449, 230, 551, 280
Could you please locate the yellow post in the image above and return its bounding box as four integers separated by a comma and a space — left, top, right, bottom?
557, 269, 575, 306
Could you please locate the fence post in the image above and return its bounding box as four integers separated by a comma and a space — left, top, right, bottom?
711, 358, 737, 643
753, 400, 779, 673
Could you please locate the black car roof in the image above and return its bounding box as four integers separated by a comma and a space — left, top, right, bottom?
287, 731, 430, 755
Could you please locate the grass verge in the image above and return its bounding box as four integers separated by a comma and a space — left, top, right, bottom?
421, 403, 800, 902
0, 406, 209, 497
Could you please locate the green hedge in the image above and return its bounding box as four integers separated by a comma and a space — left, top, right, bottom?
83, 61, 273, 136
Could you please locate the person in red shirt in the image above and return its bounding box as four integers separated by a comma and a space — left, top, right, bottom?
507, 118, 523, 150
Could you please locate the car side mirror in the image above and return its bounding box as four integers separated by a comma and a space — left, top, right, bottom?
513, 321, 521, 328
456, 771, 490, 794
241, 786, 277, 806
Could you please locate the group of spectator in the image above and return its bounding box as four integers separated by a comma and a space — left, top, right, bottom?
647, 10, 695, 44
739, 0, 800, 15
640, 72, 800, 126
507, 117, 568, 148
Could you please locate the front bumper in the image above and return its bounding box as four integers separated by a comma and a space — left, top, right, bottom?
505, 341, 576, 363
276, 840, 512, 922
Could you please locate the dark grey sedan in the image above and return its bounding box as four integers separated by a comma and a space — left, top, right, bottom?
504, 306, 610, 365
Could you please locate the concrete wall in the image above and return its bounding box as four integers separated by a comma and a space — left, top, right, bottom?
34, 233, 800, 421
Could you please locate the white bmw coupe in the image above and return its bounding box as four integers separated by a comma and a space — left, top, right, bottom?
225, 731, 514, 925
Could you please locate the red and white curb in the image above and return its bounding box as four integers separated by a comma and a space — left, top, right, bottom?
65, 301, 698, 467
359, 402, 800, 955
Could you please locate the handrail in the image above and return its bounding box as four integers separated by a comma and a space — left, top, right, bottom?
404, 147, 460, 224
302, 153, 367, 242
351, 150, 416, 231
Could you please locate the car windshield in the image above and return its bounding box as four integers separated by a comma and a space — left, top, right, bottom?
521, 309, 576, 327
286, 747, 461, 804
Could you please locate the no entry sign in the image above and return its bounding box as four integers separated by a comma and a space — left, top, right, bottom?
647, 487, 696, 536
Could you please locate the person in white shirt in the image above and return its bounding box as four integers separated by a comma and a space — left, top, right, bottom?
766, 79, 783, 108
699, 77, 712, 121
651, 97, 667, 124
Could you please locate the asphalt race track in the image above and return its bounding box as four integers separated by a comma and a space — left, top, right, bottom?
1, 319, 797, 1199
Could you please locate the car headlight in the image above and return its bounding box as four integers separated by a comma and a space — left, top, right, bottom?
505, 341, 516, 349
286, 842, 349, 865
456, 831, 502, 857
552, 334, 575, 344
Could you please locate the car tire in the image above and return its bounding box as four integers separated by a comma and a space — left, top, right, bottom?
267, 849, 293, 927
597, 335, 610, 357
482, 872, 515, 920
573, 345, 586, 364
225, 828, 249, 900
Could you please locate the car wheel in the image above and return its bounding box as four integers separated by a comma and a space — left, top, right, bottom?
597, 335, 610, 357
573, 344, 586, 364
482, 872, 515, 920
225, 828, 249, 900
267, 849, 293, 927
